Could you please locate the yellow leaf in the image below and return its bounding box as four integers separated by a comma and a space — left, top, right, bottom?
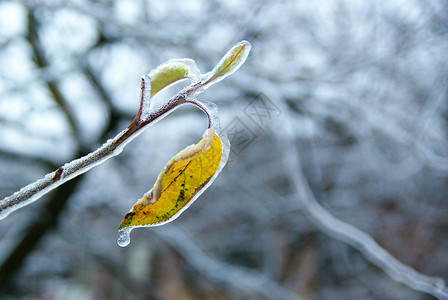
119, 128, 222, 229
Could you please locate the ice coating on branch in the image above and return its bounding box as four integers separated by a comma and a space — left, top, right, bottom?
0, 128, 136, 220
2, 41, 247, 248
140, 74, 153, 115
185, 98, 230, 194
192, 99, 230, 172
116, 100, 230, 247
0, 171, 57, 220
138, 58, 202, 121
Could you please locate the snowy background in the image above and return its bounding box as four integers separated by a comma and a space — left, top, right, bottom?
0, 0, 448, 299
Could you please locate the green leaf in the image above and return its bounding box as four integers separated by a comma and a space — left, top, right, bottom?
203, 40, 251, 87
149, 59, 200, 97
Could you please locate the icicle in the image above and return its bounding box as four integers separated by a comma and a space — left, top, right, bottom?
117, 227, 132, 247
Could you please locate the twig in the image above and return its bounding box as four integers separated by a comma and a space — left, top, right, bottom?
0, 87, 186, 220
82, 65, 131, 139
0, 173, 84, 292
280, 112, 448, 299
26, 11, 81, 143
0, 40, 251, 220
0, 149, 57, 171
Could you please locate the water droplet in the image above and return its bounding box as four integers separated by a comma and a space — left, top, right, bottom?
117, 227, 132, 247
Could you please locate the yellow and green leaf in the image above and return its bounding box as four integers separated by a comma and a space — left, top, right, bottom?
119, 128, 222, 229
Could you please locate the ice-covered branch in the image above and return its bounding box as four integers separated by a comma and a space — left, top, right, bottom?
280, 113, 448, 299
0, 91, 183, 220
0, 40, 251, 221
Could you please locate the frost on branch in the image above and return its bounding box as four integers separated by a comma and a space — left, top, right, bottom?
0, 41, 250, 228
138, 58, 201, 120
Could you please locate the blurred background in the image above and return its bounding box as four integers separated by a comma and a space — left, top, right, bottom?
0, 0, 448, 299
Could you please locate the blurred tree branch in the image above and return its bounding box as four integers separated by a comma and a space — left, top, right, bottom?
82, 65, 127, 139
0, 10, 86, 293
0, 9, 127, 293
0, 148, 57, 171
0, 1, 447, 299
156, 225, 301, 300
0, 171, 84, 292
26, 11, 81, 146
279, 107, 448, 300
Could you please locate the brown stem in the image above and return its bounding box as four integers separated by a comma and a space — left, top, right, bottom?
0, 39, 249, 221
185, 99, 212, 128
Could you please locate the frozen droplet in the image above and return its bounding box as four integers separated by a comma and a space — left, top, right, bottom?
117, 227, 132, 247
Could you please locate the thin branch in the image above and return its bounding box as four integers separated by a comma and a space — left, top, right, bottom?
26, 11, 81, 144
280, 112, 448, 300
0, 148, 57, 170
156, 225, 301, 300
0, 39, 251, 220
82, 65, 129, 139
0, 58, 131, 295
0, 171, 84, 292
0, 90, 185, 220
